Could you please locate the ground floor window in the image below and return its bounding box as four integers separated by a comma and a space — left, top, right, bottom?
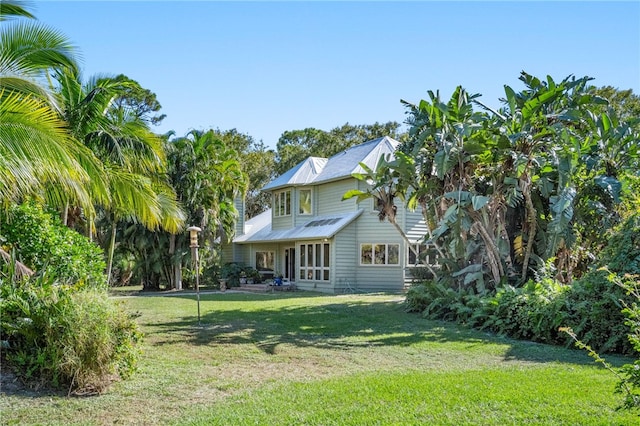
255, 251, 275, 275
360, 243, 399, 265
299, 242, 330, 281
407, 243, 435, 266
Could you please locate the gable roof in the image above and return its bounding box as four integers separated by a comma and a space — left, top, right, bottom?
262, 136, 400, 191
234, 209, 363, 244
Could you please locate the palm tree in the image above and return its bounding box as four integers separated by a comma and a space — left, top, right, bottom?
164, 130, 247, 289
0, 2, 100, 210
52, 68, 185, 283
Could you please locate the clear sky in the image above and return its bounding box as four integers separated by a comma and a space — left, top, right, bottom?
31, 1, 640, 149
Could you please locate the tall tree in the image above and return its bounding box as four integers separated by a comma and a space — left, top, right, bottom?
53, 68, 184, 283
0, 2, 99, 211
121, 129, 248, 290
353, 72, 638, 290
209, 129, 276, 219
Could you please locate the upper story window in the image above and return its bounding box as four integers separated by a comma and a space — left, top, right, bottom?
274, 190, 291, 217
299, 189, 312, 215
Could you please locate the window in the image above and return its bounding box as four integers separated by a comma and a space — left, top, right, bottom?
274, 190, 291, 217
360, 243, 399, 266
255, 251, 275, 274
298, 243, 330, 281
407, 243, 434, 266
299, 189, 312, 215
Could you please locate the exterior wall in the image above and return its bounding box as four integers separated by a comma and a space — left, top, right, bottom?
402, 206, 429, 287
317, 179, 358, 216
353, 215, 405, 293
234, 196, 245, 237
333, 221, 357, 292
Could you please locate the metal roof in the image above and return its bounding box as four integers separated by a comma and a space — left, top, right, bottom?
262, 136, 400, 191
234, 209, 363, 244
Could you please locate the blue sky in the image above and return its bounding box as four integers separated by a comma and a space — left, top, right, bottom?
33, 1, 640, 149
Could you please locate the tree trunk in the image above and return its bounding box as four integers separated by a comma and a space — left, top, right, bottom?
61, 201, 69, 226
169, 233, 182, 290
106, 217, 117, 285
521, 182, 537, 282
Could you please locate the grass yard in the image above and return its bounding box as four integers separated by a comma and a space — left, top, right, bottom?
1, 290, 637, 425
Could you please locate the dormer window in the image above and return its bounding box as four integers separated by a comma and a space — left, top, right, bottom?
299, 189, 312, 215
274, 190, 291, 217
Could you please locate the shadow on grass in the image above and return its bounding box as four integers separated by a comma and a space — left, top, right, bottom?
138, 292, 632, 368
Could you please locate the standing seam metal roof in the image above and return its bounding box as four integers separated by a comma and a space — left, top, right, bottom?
261, 136, 400, 191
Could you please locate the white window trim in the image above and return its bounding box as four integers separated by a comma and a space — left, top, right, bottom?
299, 188, 312, 215
273, 190, 291, 217
298, 242, 330, 281
360, 243, 400, 266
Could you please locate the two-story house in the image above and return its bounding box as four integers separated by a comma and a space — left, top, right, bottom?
223, 136, 429, 293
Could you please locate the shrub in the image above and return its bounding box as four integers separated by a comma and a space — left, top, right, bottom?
600, 214, 640, 276
1, 202, 107, 287
0, 273, 142, 394
405, 279, 483, 324
564, 269, 633, 354
481, 280, 571, 345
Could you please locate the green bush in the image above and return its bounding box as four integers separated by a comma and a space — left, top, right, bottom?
0, 274, 142, 394
481, 280, 571, 345
405, 280, 481, 324
1, 202, 107, 286
617, 274, 640, 410
600, 214, 640, 276
564, 269, 633, 354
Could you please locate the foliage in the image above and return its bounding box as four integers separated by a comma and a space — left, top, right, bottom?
618, 275, 640, 410
479, 279, 571, 345
563, 272, 640, 412
0, 5, 101, 211
112, 129, 247, 290
210, 129, 276, 219
0, 272, 142, 394
219, 262, 262, 286
0, 202, 107, 286
564, 270, 633, 354
406, 213, 640, 354
362, 73, 638, 291
599, 214, 640, 276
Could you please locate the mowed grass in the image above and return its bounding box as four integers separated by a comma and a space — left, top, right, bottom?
1, 291, 637, 425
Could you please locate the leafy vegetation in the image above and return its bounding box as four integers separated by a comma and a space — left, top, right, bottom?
1, 202, 106, 286
0, 272, 142, 395
351, 73, 638, 290
407, 214, 640, 354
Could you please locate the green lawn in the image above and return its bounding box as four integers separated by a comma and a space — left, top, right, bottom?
1, 291, 637, 425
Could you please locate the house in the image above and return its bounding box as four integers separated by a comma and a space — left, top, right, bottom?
223, 136, 430, 293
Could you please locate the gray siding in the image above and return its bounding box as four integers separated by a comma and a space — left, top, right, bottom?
317, 179, 357, 216
234, 197, 245, 236
403, 207, 429, 287
333, 222, 357, 292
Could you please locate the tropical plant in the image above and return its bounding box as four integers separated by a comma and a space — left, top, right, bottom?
0, 202, 107, 286
112, 129, 248, 290
0, 2, 100, 212
0, 272, 142, 394
355, 72, 638, 290
52, 68, 184, 283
